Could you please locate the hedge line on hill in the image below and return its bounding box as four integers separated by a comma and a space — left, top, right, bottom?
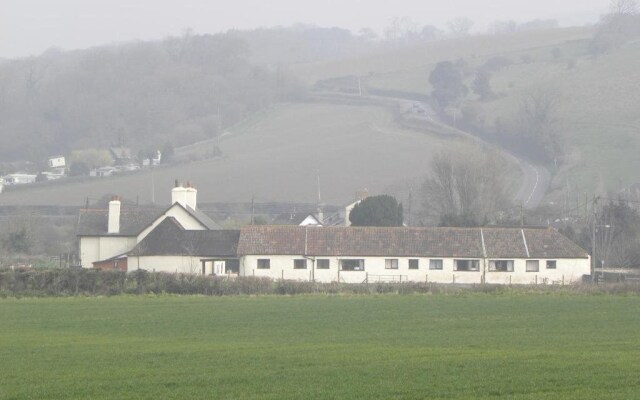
0, 268, 639, 298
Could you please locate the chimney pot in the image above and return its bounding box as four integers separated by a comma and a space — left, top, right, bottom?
108, 197, 121, 234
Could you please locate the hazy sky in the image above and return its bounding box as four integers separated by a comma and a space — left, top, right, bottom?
2, 0, 608, 59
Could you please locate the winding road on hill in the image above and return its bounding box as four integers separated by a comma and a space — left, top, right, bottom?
511, 158, 550, 209
310, 90, 550, 209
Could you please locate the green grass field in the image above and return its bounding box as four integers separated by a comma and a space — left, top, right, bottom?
1, 294, 639, 399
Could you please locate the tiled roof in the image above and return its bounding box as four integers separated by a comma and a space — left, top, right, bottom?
523, 228, 589, 259
76, 203, 220, 236
76, 207, 163, 236
184, 204, 221, 230
272, 212, 317, 226
130, 218, 239, 257
237, 226, 589, 259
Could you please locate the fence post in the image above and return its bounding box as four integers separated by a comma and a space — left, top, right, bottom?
452, 275, 455, 285
562, 275, 564, 286
281, 270, 284, 281
535, 275, 538, 285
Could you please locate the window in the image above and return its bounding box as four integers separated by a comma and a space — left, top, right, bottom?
341, 259, 365, 271
429, 259, 443, 270
385, 259, 399, 270
317, 259, 330, 269
526, 260, 540, 272
454, 259, 480, 272
294, 259, 307, 269
409, 259, 420, 270
489, 260, 514, 272
546, 260, 557, 269
257, 259, 270, 269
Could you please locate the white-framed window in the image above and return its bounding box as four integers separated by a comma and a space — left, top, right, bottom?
341, 259, 365, 271
294, 259, 307, 269
257, 259, 270, 269
409, 259, 419, 270
489, 260, 514, 272
526, 260, 540, 272
385, 259, 399, 270
546, 260, 557, 269
429, 259, 443, 270
454, 259, 480, 272
317, 259, 330, 269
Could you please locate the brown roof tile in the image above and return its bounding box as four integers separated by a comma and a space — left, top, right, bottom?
237, 226, 589, 259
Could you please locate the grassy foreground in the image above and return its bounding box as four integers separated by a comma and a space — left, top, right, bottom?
1, 295, 639, 399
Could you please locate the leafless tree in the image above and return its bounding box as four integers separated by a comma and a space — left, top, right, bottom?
422, 146, 511, 225
518, 86, 563, 160
182, 240, 200, 275
447, 18, 475, 37
610, 0, 639, 16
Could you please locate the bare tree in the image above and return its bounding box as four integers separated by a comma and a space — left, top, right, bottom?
610, 0, 639, 15
518, 86, 563, 161
182, 239, 200, 275
422, 146, 511, 225
447, 18, 475, 37
384, 17, 420, 45
592, 0, 640, 53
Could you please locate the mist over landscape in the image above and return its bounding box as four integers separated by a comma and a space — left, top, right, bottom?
1, 1, 640, 399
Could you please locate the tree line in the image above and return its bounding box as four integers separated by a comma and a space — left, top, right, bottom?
0, 31, 305, 163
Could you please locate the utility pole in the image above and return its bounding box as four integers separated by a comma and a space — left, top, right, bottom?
251, 195, 255, 225
151, 168, 155, 204
591, 196, 598, 282
407, 192, 413, 226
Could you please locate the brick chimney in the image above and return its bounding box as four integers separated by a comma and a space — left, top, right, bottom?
108, 196, 121, 234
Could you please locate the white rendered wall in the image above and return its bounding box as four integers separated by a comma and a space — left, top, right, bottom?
239, 255, 590, 285
137, 205, 206, 242
79, 236, 137, 268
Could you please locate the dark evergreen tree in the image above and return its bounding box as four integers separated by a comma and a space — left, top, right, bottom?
429, 61, 468, 107
349, 195, 404, 227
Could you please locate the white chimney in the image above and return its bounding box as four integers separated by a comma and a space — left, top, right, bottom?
171, 180, 188, 207
108, 196, 121, 234
185, 181, 197, 210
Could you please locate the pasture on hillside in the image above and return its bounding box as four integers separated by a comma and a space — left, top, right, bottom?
1, 295, 639, 399
0, 103, 469, 207
297, 25, 639, 198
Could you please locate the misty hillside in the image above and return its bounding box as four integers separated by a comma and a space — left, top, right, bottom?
295, 24, 640, 196
2, 21, 639, 210
0, 32, 304, 162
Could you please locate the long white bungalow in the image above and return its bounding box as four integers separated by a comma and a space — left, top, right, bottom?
236, 226, 591, 285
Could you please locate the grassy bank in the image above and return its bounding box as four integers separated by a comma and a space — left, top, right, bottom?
1, 295, 639, 399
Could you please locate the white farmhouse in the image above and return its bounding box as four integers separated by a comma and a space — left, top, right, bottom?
128, 217, 239, 274
77, 182, 220, 269
78, 188, 591, 285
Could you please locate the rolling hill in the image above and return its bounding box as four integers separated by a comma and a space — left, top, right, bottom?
294, 25, 640, 202
3, 24, 636, 214
0, 102, 473, 207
